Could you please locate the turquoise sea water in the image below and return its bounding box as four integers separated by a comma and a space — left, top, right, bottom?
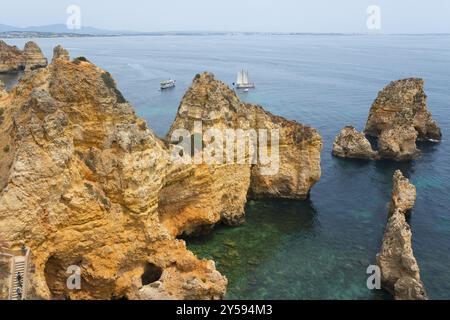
3, 35, 450, 299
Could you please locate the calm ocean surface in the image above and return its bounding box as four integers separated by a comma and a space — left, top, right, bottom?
3, 35, 450, 299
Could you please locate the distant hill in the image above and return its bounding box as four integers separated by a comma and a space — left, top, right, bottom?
0, 23, 137, 35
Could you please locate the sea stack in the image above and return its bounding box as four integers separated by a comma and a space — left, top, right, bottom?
0, 47, 322, 300
333, 78, 442, 162
23, 41, 48, 71
0, 40, 47, 73
332, 126, 378, 160
365, 78, 441, 142
377, 170, 427, 300
161, 72, 322, 233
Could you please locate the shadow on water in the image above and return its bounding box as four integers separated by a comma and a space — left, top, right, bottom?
417, 140, 441, 154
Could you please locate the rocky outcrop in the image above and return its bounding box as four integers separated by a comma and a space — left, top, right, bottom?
365, 78, 441, 141
23, 42, 48, 71
52, 45, 70, 63
0, 41, 22, 73
0, 47, 226, 300
377, 170, 427, 300
0, 40, 47, 73
0, 48, 322, 300
378, 125, 421, 161
163, 73, 322, 231
334, 78, 441, 162
332, 126, 378, 160
388, 170, 417, 218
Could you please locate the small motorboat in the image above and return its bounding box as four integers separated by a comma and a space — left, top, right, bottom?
161, 79, 176, 90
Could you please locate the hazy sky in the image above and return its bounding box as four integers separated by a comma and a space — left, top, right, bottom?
1, 0, 450, 33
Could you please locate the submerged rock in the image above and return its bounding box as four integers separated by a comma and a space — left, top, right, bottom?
0, 40, 47, 73
377, 170, 427, 300
365, 78, 441, 141
332, 126, 378, 160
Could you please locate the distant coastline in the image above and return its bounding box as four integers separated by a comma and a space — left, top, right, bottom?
1, 23, 450, 39
2, 31, 450, 39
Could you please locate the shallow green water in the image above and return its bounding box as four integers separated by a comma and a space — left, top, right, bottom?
187, 199, 390, 300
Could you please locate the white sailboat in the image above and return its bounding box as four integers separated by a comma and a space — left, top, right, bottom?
235, 70, 255, 89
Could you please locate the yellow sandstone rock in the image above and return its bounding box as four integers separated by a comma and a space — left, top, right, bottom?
0, 43, 322, 300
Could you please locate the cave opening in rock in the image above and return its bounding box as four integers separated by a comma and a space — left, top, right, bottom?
44, 255, 82, 300
141, 263, 163, 286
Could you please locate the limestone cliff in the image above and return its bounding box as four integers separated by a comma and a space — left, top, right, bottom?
377, 170, 427, 300
0, 48, 322, 300
0, 48, 226, 300
0, 40, 47, 73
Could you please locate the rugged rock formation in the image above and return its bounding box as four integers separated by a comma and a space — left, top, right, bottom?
377, 170, 427, 300
334, 78, 441, 162
378, 125, 421, 161
388, 170, 417, 217
332, 126, 378, 160
23, 42, 48, 72
0, 40, 47, 73
52, 45, 70, 63
0, 48, 322, 300
365, 78, 441, 141
0, 48, 226, 300
164, 72, 322, 231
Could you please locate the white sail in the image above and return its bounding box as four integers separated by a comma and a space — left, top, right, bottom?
243, 71, 249, 84
237, 71, 244, 85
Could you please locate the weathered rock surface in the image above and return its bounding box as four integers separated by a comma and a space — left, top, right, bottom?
0, 50, 322, 300
52, 45, 70, 63
365, 78, 441, 141
377, 170, 427, 300
0, 40, 47, 73
332, 126, 378, 160
0, 80, 6, 98
164, 72, 322, 231
0, 48, 226, 300
388, 170, 417, 218
23, 42, 48, 72
335, 78, 441, 162
378, 125, 421, 162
